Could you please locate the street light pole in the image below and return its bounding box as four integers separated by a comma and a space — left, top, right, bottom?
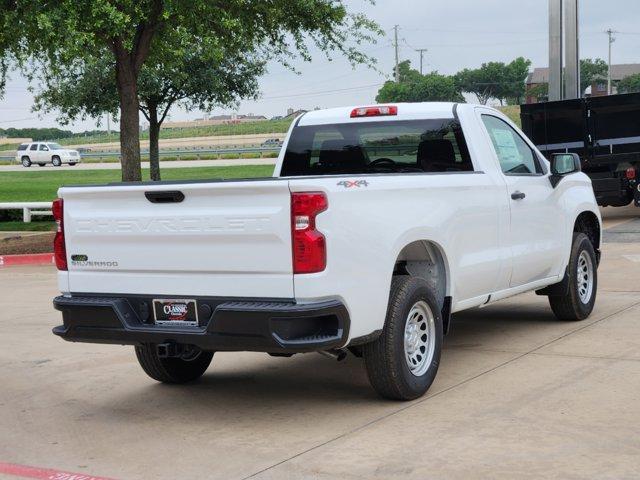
549, 0, 563, 101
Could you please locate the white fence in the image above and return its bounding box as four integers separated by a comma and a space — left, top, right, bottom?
0, 202, 53, 222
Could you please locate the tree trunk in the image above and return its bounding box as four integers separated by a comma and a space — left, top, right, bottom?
148, 104, 161, 181
115, 59, 142, 182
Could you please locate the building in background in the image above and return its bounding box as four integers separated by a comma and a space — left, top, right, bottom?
526, 64, 640, 104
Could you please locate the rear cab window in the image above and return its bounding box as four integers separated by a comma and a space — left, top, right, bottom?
29, 144, 38, 151
17, 144, 28, 151
281, 118, 474, 176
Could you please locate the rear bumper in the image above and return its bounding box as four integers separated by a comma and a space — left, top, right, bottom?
53, 295, 349, 353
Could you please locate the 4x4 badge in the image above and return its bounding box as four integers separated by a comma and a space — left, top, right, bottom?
337, 180, 369, 188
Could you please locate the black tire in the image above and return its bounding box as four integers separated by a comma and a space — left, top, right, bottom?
69, 162, 77, 166
52, 156, 62, 167
38, 163, 45, 167
21, 156, 31, 167
548, 233, 598, 321
364, 276, 443, 401
135, 344, 213, 384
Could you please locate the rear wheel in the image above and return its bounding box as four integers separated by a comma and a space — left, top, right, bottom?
364, 276, 443, 400
21, 156, 31, 167
52, 156, 62, 167
135, 344, 213, 383
548, 233, 598, 321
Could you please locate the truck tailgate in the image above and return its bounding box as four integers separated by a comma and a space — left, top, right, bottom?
59, 180, 294, 298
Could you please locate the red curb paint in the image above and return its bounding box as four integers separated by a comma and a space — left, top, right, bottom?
0, 253, 55, 267
0, 462, 116, 480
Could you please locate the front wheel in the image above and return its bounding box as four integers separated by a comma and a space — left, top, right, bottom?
548, 233, 598, 321
364, 276, 443, 400
135, 344, 213, 383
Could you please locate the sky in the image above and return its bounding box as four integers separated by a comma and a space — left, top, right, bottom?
1, 0, 639, 132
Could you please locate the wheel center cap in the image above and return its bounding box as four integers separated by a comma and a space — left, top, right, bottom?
405, 324, 420, 354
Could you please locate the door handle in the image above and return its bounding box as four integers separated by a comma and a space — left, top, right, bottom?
145, 190, 185, 203
511, 191, 526, 200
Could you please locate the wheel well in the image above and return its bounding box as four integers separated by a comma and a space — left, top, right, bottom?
574, 211, 600, 252
394, 240, 448, 312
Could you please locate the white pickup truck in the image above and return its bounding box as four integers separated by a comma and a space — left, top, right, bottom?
52, 103, 601, 400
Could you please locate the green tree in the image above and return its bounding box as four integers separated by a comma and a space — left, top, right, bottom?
618, 73, 640, 94
455, 62, 505, 105
580, 58, 608, 94
4, 1, 379, 181
376, 61, 463, 103
455, 58, 531, 105
526, 83, 549, 103
502, 57, 532, 105
33, 42, 265, 180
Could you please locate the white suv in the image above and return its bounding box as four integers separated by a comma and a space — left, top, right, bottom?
16, 142, 81, 167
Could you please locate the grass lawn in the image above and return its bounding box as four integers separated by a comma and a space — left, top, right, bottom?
0, 164, 274, 203
498, 105, 522, 127
0, 221, 55, 232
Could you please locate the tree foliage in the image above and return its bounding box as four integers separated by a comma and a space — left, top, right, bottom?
580, 58, 608, 94
527, 83, 549, 103
617, 73, 640, 94
455, 57, 531, 105
33, 39, 266, 180
0, 127, 73, 141
376, 61, 464, 103
3, 1, 380, 181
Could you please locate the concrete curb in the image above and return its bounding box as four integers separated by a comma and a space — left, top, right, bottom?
0, 253, 55, 267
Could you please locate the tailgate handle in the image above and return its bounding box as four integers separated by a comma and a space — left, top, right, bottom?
145, 191, 185, 203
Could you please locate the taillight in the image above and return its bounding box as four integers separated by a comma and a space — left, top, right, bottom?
52, 198, 67, 270
626, 167, 636, 180
350, 105, 398, 118
291, 192, 327, 274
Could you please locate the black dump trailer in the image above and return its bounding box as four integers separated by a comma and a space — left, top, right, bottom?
521, 93, 640, 207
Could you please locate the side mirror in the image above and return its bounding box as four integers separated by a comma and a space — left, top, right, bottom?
550, 153, 581, 187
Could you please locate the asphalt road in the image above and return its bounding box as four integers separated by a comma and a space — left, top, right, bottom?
0, 207, 638, 479
0, 158, 277, 172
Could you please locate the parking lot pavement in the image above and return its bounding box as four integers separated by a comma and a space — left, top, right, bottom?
0, 158, 276, 172
1, 228, 639, 479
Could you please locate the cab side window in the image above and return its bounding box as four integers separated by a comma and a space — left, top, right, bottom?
29, 144, 38, 151
481, 115, 543, 175
39, 144, 49, 151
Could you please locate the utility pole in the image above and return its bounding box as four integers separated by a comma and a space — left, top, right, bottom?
606, 29, 617, 95
106, 115, 111, 136
393, 25, 400, 82
415, 48, 428, 75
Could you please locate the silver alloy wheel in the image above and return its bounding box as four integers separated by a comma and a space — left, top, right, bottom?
403, 300, 436, 377
577, 250, 594, 304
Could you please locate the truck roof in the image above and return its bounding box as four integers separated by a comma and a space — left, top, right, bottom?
297, 102, 462, 126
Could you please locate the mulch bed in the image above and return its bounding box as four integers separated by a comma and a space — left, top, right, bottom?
0, 233, 55, 255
